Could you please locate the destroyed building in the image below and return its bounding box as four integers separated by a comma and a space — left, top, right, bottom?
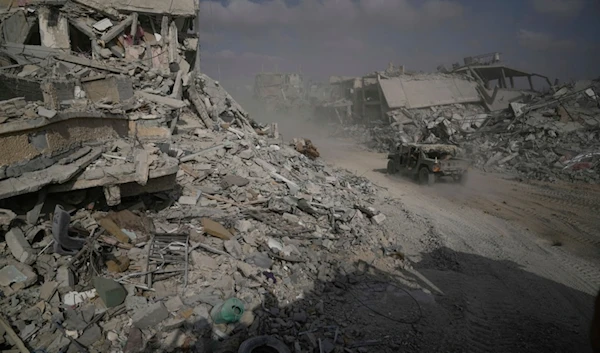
253, 72, 308, 113
0, 2, 398, 352
326, 55, 600, 184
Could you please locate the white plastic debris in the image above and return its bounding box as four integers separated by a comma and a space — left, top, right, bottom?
64, 289, 97, 306
93, 18, 113, 31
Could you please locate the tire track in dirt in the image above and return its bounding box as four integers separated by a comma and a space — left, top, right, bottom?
319, 143, 598, 352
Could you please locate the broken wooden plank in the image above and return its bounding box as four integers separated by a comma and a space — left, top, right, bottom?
97, 217, 130, 243
55, 53, 127, 73
100, 15, 134, 44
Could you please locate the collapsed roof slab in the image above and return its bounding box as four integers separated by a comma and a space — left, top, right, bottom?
379, 76, 481, 109
73, 0, 196, 17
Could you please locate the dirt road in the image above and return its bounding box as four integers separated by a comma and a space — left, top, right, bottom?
318, 139, 600, 352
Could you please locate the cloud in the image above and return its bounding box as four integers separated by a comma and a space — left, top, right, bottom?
199, 0, 464, 33
517, 29, 577, 51
530, 0, 586, 17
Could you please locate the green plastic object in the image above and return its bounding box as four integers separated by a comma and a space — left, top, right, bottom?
92, 277, 127, 308
210, 298, 245, 324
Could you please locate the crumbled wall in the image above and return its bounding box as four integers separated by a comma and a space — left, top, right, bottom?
0, 117, 129, 167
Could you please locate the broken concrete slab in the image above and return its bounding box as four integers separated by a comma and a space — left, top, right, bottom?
76, 324, 102, 347
56, 266, 75, 289
221, 174, 249, 189
0, 147, 103, 200
191, 253, 218, 270
0, 262, 36, 290
164, 296, 184, 312
36, 107, 57, 119
38, 6, 71, 50
39, 281, 59, 301
135, 91, 188, 109
132, 302, 169, 329
6, 228, 36, 265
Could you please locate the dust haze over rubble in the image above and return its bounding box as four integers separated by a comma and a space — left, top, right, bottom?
0, 0, 599, 353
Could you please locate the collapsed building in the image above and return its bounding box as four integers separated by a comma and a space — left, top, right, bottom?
323, 54, 600, 183
0, 2, 398, 353
253, 72, 309, 113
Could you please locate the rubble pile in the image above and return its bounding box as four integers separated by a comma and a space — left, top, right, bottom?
0, 120, 388, 352
465, 80, 600, 182
334, 103, 486, 153
0, 3, 394, 351
334, 80, 600, 183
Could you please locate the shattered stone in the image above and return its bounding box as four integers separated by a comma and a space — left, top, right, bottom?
282, 213, 299, 224
371, 213, 386, 225
237, 261, 258, 278
192, 252, 218, 270
37, 107, 57, 118
123, 327, 143, 353
132, 302, 169, 329
224, 238, 243, 258
221, 174, 250, 188
165, 296, 184, 312
235, 220, 253, 233
163, 317, 185, 331
6, 228, 36, 265
39, 281, 59, 301
246, 252, 273, 269
125, 295, 148, 311
77, 324, 102, 347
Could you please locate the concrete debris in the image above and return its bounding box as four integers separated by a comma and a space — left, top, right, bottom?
6, 228, 36, 265
335, 77, 600, 183
0, 6, 393, 352
132, 302, 169, 329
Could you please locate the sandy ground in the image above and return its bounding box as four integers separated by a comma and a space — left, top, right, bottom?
316, 138, 600, 352
247, 105, 600, 351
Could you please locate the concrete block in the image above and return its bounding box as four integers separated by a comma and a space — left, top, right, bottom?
237, 261, 258, 278
282, 213, 299, 224
201, 218, 232, 240
132, 302, 169, 329
163, 317, 185, 331
37, 107, 57, 118
191, 252, 217, 270
76, 324, 102, 347
6, 228, 35, 264
165, 296, 184, 312
56, 266, 75, 289
93, 277, 127, 308
39, 281, 58, 301
221, 175, 249, 189
125, 295, 148, 311
371, 213, 386, 225
0, 263, 37, 289
224, 239, 243, 258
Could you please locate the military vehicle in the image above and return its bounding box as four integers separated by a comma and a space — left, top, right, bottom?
387, 143, 470, 185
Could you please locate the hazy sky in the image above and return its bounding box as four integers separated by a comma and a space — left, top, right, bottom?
198, 0, 600, 87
